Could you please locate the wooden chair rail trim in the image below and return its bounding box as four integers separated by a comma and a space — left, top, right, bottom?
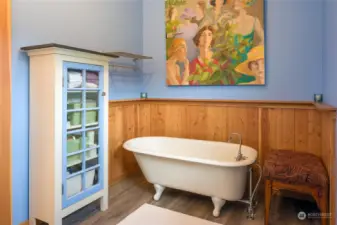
109, 98, 336, 111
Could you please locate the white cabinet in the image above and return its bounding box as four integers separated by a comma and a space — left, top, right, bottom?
22, 44, 117, 225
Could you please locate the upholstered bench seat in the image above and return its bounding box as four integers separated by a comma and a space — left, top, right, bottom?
263, 149, 328, 188
263, 149, 329, 225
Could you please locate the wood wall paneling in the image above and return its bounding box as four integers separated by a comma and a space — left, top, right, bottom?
227, 107, 259, 150
0, 0, 12, 224
268, 109, 295, 151
187, 105, 207, 139
109, 104, 140, 184
109, 105, 125, 183
205, 106, 227, 141
320, 112, 336, 225
123, 104, 139, 174
150, 104, 166, 136
108, 99, 336, 225
164, 104, 187, 138
260, 108, 269, 164
294, 110, 322, 156
137, 104, 151, 137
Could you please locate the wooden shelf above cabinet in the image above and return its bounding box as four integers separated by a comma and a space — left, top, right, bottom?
107, 52, 153, 73
105, 51, 152, 60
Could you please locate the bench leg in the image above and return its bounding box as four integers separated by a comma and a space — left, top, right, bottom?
265, 180, 272, 225
319, 188, 328, 225
312, 187, 328, 225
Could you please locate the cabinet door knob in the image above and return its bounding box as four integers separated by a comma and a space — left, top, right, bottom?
102, 91, 106, 97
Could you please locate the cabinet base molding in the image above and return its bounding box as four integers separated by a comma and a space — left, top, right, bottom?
63, 190, 107, 218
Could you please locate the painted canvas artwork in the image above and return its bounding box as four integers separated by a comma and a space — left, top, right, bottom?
165, 0, 265, 86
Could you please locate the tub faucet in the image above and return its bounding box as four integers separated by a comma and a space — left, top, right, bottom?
228, 133, 244, 161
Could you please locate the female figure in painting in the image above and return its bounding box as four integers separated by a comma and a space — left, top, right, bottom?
235, 45, 265, 85
166, 38, 190, 86
210, 0, 227, 22
230, 0, 264, 45
189, 26, 230, 85
166, 7, 181, 59
175, 8, 199, 61
218, 0, 265, 84
208, 0, 234, 26
193, 1, 207, 27
193, 1, 215, 27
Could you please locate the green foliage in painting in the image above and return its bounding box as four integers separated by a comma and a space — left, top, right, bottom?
188, 59, 234, 85
166, 20, 180, 34
211, 21, 254, 84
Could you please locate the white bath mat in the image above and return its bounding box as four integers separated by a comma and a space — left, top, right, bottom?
117, 203, 221, 225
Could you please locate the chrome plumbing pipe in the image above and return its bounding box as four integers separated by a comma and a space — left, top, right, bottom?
228, 133, 243, 161
237, 163, 263, 220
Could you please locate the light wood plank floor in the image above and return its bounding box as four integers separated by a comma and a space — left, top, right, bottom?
63, 175, 321, 225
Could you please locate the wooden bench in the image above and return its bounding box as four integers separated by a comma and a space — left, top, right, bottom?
263, 149, 329, 225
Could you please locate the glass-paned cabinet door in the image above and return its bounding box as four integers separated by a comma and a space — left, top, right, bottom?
62, 62, 104, 209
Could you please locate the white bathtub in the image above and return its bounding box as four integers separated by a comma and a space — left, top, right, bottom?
123, 136, 257, 217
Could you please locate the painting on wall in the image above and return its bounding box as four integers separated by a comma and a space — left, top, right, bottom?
165, 0, 265, 86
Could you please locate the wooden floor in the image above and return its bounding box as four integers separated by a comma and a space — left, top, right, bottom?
63, 175, 321, 225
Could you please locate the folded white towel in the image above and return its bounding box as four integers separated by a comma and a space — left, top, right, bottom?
68, 81, 82, 88
68, 72, 83, 81
86, 82, 98, 88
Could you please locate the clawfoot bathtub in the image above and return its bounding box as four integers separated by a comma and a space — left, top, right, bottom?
123, 136, 258, 217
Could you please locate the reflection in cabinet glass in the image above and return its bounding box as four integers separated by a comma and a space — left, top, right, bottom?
63, 62, 104, 208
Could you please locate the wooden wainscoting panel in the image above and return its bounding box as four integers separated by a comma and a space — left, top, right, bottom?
226, 107, 259, 150
260, 108, 269, 164
321, 112, 331, 175
186, 105, 208, 140
307, 110, 322, 156
205, 106, 227, 141
321, 111, 336, 225
294, 110, 321, 156
109, 105, 125, 183
267, 109, 295, 151
123, 105, 138, 174
137, 103, 151, 137
150, 104, 166, 136
164, 104, 187, 138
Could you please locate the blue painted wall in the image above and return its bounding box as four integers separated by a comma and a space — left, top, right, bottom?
142, 0, 323, 100
11, 0, 142, 224
323, 0, 337, 107
323, 0, 337, 218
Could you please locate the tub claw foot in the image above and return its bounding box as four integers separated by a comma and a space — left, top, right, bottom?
154, 184, 165, 201
211, 197, 226, 217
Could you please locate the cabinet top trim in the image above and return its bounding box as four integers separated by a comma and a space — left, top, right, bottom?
21, 43, 119, 58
